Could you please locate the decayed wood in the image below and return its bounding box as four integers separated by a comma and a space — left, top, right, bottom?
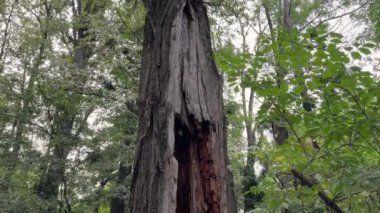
130, 0, 234, 212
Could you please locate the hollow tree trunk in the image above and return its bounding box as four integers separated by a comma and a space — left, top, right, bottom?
129, 0, 235, 212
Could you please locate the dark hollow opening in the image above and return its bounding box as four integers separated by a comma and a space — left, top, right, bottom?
174, 117, 191, 213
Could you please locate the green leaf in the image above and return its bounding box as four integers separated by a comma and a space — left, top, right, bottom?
322, 70, 336, 78
345, 46, 353, 51
234, 85, 240, 93
257, 84, 280, 97
351, 51, 361, 59
329, 32, 343, 39
358, 47, 371, 55
330, 38, 341, 43
307, 79, 320, 90
280, 82, 289, 94
341, 76, 357, 89
350, 66, 362, 72
363, 43, 375, 48
293, 85, 305, 95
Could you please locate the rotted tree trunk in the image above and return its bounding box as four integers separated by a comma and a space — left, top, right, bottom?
129, 0, 236, 212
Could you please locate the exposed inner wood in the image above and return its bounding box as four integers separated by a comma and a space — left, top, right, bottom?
197, 122, 221, 213
174, 115, 221, 213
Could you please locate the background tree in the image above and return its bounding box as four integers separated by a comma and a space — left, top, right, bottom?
220, 0, 380, 211
0, 0, 143, 211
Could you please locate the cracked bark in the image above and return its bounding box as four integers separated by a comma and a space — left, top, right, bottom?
129, 0, 235, 212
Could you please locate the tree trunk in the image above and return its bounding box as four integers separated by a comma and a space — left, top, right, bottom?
110, 162, 131, 213
0, 0, 16, 73
238, 20, 263, 211
35, 109, 75, 211
242, 88, 263, 212
11, 1, 50, 162
35, 1, 103, 210
129, 0, 235, 212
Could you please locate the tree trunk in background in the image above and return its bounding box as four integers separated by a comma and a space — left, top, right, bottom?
110, 162, 131, 213
34, 1, 99, 210
263, 1, 290, 146
263, 1, 342, 212
35, 110, 75, 211
129, 0, 236, 212
35, 47, 87, 212
11, 1, 50, 163
242, 89, 263, 212
238, 21, 263, 212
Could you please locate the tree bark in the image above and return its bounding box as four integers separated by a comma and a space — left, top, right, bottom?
129, 0, 235, 212
282, 0, 292, 32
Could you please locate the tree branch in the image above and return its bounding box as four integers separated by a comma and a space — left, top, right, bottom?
291, 169, 343, 213
301, 1, 369, 31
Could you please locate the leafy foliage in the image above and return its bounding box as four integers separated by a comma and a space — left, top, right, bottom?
216, 0, 380, 212
0, 0, 144, 212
